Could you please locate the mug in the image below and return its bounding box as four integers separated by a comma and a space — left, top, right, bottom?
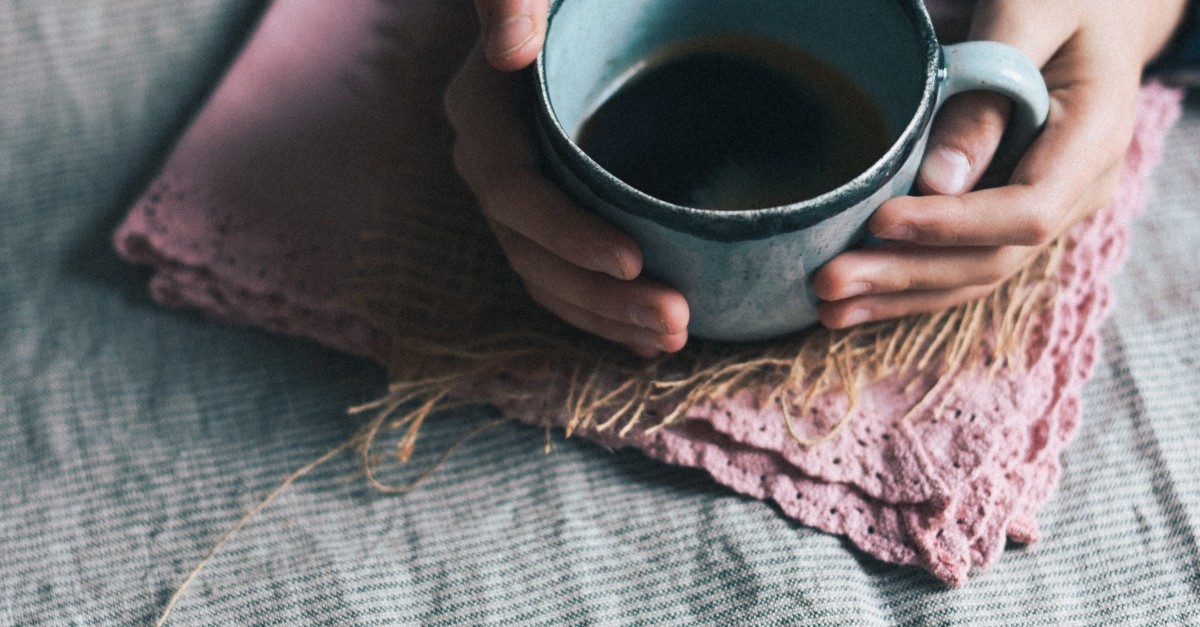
531, 0, 1050, 342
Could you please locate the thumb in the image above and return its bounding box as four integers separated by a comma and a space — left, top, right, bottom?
917, 90, 1012, 195
473, 0, 549, 71
918, 3, 1067, 195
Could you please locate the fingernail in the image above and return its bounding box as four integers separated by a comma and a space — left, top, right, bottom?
487, 14, 535, 61
920, 146, 971, 195
838, 281, 872, 300
875, 224, 916, 242
632, 329, 666, 354
842, 308, 872, 327
594, 249, 636, 280
629, 304, 668, 333
614, 250, 638, 279
592, 250, 622, 279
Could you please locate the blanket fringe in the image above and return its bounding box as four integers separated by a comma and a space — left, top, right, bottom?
347, 207, 1066, 454
155, 241, 1059, 624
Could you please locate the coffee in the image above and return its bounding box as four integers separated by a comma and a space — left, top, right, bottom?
576, 36, 893, 211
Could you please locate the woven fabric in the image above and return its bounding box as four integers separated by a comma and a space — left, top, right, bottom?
471, 83, 1183, 585
5, 0, 1200, 623
114, 0, 1185, 585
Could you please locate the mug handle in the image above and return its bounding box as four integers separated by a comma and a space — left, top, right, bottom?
937, 42, 1051, 182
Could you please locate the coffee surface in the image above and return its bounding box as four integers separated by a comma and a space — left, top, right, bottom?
576, 36, 893, 211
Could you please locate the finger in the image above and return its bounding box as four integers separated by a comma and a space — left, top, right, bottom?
491, 223, 689, 335
967, 1, 1078, 67
471, 166, 644, 281
917, 0, 1076, 197
916, 91, 1012, 196
472, 0, 548, 71
818, 285, 996, 329
444, 44, 540, 165
871, 90, 1128, 249
955, 3, 1137, 188
446, 47, 643, 280
812, 244, 1035, 301
524, 283, 689, 357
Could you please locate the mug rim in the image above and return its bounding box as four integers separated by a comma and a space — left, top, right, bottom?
532, 0, 942, 243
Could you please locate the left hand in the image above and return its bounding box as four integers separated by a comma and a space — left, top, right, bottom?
813, 0, 1190, 328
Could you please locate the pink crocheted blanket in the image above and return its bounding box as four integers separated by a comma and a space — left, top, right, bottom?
114, 0, 1184, 585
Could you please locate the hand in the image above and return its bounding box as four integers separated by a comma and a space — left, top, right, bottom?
814, 0, 1190, 329
446, 1, 690, 358
471, 0, 547, 71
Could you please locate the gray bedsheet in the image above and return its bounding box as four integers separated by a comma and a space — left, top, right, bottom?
3, 1, 1198, 624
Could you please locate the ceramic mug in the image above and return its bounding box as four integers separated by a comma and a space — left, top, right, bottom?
531, 0, 1050, 342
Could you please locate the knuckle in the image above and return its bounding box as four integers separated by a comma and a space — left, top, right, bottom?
874, 195, 913, 225
937, 92, 1011, 156
1020, 213, 1055, 246
973, 97, 1012, 142
820, 259, 854, 287
813, 258, 857, 299
911, 195, 966, 245
980, 117, 1009, 147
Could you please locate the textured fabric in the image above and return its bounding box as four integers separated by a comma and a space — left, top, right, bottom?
4, 0, 1200, 624
477, 84, 1183, 586
114, 0, 1183, 585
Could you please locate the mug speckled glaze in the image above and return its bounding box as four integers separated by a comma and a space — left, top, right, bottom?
532, 0, 1050, 342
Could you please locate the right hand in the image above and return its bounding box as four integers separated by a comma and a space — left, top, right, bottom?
444, 1, 690, 358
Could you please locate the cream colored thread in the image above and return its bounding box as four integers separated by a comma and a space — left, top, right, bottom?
156, 401, 511, 625
155, 439, 354, 625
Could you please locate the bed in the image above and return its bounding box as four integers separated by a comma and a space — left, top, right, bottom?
2, 0, 1198, 623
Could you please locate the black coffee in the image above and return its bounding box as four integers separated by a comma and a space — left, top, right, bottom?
576, 36, 893, 211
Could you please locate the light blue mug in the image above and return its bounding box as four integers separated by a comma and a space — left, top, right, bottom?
532, 0, 1050, 342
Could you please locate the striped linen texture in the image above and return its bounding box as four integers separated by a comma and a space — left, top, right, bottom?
2, 0, 1199, 623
